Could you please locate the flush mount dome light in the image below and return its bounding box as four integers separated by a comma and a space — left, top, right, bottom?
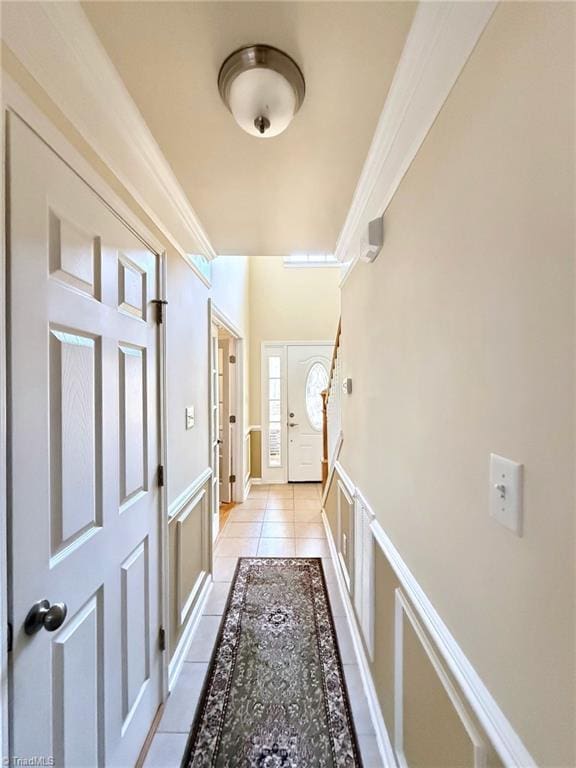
218, 44, 305, 138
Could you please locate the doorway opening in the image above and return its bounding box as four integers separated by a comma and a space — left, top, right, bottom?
209, 303, 245, 539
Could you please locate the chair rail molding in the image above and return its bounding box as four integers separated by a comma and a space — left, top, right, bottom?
336, 1, 497, 286
324, 462, 536, 768
370, 517, 537, 768
1, 0, 217, 268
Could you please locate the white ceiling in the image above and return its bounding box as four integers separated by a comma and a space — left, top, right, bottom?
82, 1, 415, 257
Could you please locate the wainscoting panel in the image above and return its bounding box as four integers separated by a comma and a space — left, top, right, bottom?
167, 470, 211, 681
322, 464, 530, 768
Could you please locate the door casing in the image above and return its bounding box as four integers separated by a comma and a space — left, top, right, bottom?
1, 77, 170, 761
208, 301, 246, 539
260, 341, 331, 485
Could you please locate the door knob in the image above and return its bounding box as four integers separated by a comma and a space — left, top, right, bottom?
288, 422, 299, 427
24, 599, 68, 635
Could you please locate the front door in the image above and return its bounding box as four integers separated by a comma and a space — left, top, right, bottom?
8, 113, 163, 766
287, 345, 330, 482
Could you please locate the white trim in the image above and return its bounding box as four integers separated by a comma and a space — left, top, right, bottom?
333, 460, 355, 498
2, 1, 217, 267
168, 574, 212, 691
336, 2, 496, 285
0, 78, 8, 765
167, 467, 213, 521
394, 589, 487, 768
336, 479, 353, 592
353, 489, 375, 661
210, 304, 246, 505
370, 517, 537, 767
321, 511, 397, 768
320, 430, 343, 508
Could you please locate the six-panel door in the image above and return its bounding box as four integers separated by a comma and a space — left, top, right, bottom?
8, 113, 162, 767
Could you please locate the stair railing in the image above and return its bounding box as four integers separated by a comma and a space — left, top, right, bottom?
321, 319, 341, 488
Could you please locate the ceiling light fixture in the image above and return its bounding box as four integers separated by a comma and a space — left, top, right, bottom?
218, 44, 305, 139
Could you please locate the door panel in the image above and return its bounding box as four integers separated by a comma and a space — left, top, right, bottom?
287, 345, 330, 482
8, 113, 162, 766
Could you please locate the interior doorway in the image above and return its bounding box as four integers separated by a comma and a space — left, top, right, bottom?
209, 303, 245, 539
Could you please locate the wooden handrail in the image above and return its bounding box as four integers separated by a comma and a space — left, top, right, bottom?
321, 318, 341, 488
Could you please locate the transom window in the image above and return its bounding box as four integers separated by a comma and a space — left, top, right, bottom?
283, 254, 339, 268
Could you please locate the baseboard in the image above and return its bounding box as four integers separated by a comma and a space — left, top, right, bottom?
321, 510, 397, 768
168, 574, 212, 691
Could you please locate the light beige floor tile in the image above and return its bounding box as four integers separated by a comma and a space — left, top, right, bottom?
294, 523, 325, 539
294, 510, 323, 523
295, 538, 330, 557
158, 662, 208, 733
213, 556, 238, 582
261, 521, 295, 539
268, 488, 294, 498
214, 538, 259, 557
293, 487, 322, 498
264, 509, 295, 522
266, 499, 295, 510
291, 499, 321, 510
186, 615, 221, 662
235, 499, 268, 510
248, 489, 269, 499
203, 581, 232, 615
228, 509, 265, 523
222, 521, 262, 538
143, 733, 188, 768
257, 538, 296, 557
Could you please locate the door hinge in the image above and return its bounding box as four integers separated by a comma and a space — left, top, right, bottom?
7, 622, 12, 653
229, 474, 236, 484
158, 465, 165, 487
229, 354, 236, 364
151, 299, 168, 324
159, 626, 166, 652
229, 415, 236, 424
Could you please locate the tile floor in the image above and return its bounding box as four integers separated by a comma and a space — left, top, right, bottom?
144, 483, 383, 767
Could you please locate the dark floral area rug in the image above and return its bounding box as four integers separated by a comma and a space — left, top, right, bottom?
181, 557, 362, 767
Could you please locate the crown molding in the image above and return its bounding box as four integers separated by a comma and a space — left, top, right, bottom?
1, 0, 217, 263
336, 1, 497, 285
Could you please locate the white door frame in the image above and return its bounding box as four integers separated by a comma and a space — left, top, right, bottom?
260, 341, 331, 485
0, 77, 171, 760
208, 302, 246, 535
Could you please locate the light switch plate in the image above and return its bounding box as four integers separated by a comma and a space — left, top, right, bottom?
185, 406, 195, 430
489, 453, 523, 536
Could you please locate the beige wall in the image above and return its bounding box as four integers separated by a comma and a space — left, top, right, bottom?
249, 256, 340, 425
339, 4, 575, 765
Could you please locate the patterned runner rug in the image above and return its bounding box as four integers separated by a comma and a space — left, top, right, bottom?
181, 557, 362, 767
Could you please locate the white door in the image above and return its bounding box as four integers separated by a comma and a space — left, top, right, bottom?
210, 323, 220, 539
287, 345, 330, 482
8, 114, 163, 766
217, 338, 232, 503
